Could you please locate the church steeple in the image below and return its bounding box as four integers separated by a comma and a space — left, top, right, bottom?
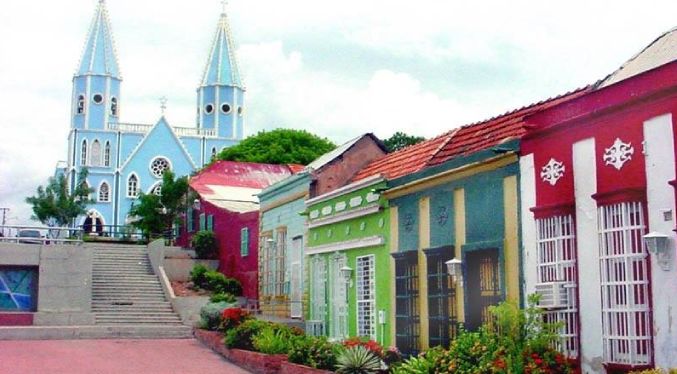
71, 0, 122, 130
197, 3, 245, 140
76, 0, 121, 78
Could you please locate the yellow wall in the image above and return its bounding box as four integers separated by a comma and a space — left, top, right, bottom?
453, 188, 466, 323
389, 206, 398, 346
418, 197, 430, 350
503, 176, 520, 303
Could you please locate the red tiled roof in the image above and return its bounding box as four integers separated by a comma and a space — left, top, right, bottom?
190, 160, 299, 196
351, 131, 456, 182
427, 88, 589, 166
351, 87, 589, 183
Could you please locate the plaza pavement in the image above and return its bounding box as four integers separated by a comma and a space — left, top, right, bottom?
0, 338, 251, 374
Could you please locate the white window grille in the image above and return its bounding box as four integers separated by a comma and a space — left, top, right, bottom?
356, 255, 376, 339
81, 140, 88, 166
598, 201, 652, 367
310, 256, 328, 324
90, 140, 102, 166
330, 254, 348, 340
98, 182, 110, 202
150, 157, 170, 178
104, 141, 111, 167
275, 230, 287, 296
536, 214, 579, 358
127, 174, 139, 198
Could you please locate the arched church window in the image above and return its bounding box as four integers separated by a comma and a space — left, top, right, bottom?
204, 104, 214, 115
81, 140, 88, 165
104, 141, 111, 167
211, 147, 217, 159
77, 95, 85, 115
111, 97, 118, 117
127, 174, 139, 198
81, 180, 92, 200
150, 157, 171, 178
220, 103, 232, 114
92, 93, 104, 105
151, 183, 162, 196
90, 140, 102, 167
99, 182, 110, 202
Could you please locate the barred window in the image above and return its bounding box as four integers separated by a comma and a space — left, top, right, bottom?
104, 141, 111, 167
536, 214, 579, 358
356, 255, 376, 339
598, 202, 652, 366
81, 140, 88, 166
310, 256, 327, 321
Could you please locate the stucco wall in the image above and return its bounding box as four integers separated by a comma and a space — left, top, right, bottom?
0, 243, 94, 326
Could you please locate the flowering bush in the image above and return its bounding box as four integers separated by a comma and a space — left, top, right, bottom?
219, 307, 251, 331
288, 335, 343, 371
343, 337, 384, 359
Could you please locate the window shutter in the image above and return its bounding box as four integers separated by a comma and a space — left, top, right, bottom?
240, 228, 249, 256
207, 215, 214, 232
199, 213, 206, 231
187, 208, 194, 233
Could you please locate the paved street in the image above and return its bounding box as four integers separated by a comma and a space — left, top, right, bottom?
0, 339, 252, 374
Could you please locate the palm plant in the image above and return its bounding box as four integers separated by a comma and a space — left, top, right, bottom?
336, 345, 383, 374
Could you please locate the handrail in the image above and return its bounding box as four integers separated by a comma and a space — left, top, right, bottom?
0, 225, 83, 245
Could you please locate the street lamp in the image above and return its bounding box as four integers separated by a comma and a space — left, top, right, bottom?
193, 199, 201, 211
340, 265, 353, 288
445, 258, 463, 286
643, 231, 672, 270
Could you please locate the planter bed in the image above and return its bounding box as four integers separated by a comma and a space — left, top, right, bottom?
280, 361, 333, 374
195, 329, 301, 374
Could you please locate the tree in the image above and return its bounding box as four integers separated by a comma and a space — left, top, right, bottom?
26, 169, 93, 231
383, 131, 425, 152
128, 170, 189, 239
218, 128, 336, 165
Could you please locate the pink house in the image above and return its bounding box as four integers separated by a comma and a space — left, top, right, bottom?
177, 161, 302, 299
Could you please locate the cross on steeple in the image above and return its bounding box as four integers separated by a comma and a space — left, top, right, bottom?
221, 0, 228, 14
159, 96, 168, 114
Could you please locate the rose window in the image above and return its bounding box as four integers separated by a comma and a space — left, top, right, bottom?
150, 157, 170, 178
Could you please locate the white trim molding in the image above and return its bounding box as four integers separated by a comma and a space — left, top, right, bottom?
305, 174, 384, 206
306, 235, 384, 255
308, 203, 381, 229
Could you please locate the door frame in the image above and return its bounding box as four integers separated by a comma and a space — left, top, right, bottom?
461, 240, 505, 330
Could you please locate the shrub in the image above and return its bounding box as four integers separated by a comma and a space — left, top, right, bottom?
219, 307, 251, 332
192, 230, 218, 259
343, 337, 384, 359
190, 264, 209, 288
392, 347, 444, 374
336, 345, 383, 374
210, 292, 236, 304
288, 335, 342, 371
198, 301, 233, 331
203, 270, 243, 296
382, 346, 403, 369
252, 326, 298, 355
224, 319, 270, 351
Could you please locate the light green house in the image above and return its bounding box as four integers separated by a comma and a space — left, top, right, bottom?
304, 174, 391, 346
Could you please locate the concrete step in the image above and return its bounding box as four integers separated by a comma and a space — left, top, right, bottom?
0, 325, 193, 340
95, 318, 183, 324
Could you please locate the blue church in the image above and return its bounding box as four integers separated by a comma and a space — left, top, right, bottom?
57, 0, 245, 231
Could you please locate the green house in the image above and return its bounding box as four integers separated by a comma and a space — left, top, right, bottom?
304, 175, 392, 346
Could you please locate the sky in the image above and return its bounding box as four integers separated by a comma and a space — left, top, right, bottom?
0, 0, 676, 225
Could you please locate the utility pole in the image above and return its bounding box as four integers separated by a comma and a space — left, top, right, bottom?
0, 208, 9, 237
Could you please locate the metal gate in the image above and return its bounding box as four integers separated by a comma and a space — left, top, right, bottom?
290, 236, 303, 318
425, 246, 457, 348
465, 248, 502, 331
329, 254, 348, 340
393, 250, 420, 356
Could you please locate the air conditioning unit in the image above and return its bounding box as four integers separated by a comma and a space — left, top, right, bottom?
535, 282, 570, 309
305, 320, 325, 337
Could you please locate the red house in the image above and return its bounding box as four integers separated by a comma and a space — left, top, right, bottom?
520, 29, 677, 372
177, 161, 302, 299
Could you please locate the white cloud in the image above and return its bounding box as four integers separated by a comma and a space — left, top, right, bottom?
0, 0, 676, 224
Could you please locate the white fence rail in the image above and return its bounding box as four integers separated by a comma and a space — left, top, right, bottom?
0, 225, 83, 245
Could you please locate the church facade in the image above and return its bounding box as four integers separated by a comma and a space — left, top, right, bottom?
57, 0, 245, 230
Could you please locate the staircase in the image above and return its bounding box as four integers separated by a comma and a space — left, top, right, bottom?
89, 243, 191, 338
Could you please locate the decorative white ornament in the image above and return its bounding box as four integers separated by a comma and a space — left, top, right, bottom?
540, 158, 565, 186
378, 218, 385, 228
365, 192, 380, 203
309, 210, 319, 219
335, 201, 347, 212
321, 206, 333, 216
603, 138, 634, 170
349, 196, 363, 208
359, 221, 366, 231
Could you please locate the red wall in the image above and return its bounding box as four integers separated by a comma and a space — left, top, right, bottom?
178, 199, 260, 299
